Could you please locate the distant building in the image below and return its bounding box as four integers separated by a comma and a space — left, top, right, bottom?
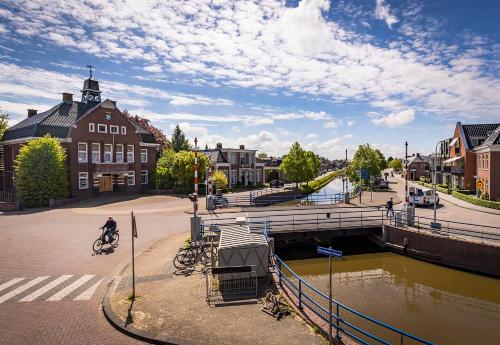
0, 75, 159, 198
403, 153, 430, 181
474, 126, 500, 200
203, 143, 265, 188
260, 156, 285, 182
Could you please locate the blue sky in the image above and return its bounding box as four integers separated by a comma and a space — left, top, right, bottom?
0, 0, 499, 159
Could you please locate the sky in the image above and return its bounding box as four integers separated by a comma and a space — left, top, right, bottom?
0, 0, 499, 159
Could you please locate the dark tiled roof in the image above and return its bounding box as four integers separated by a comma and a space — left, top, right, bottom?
462, 123, 500, 148
482, 125, 500, 146
203, 149, 228, 163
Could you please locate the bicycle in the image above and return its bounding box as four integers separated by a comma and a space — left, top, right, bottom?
173, 240, 214, 271
93, 227, 119, 253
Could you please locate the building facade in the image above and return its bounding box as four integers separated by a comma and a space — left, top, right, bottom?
0, 76, 159, 198
474, 126, 500, 200
260, 156, 285, 182
203, 143, 265, 188
404, 154, 431, 181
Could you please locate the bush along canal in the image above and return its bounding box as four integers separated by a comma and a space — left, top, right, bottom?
278, 238, 500, 345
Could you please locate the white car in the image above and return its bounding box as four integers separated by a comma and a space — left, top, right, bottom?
409, 187, 440, 207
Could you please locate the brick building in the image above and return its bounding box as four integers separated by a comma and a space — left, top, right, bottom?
203, 143, 265, 188
0, 75, 159, 198
474, 126, 500, 200
441, 122, 499, 190
403, 153, 430, 181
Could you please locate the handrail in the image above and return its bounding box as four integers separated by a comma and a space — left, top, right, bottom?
273, 255, 434, 345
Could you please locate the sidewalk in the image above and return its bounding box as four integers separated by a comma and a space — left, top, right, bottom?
103, 232, 324, 345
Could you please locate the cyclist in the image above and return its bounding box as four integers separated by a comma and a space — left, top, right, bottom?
101, 217, 117, 244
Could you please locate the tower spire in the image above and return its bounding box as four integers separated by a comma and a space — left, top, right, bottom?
86, 65, 93, 79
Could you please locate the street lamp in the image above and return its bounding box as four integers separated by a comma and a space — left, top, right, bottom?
433, 139, 447, 227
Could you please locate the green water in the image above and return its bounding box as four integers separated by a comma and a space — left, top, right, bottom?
286, 252, 500, 345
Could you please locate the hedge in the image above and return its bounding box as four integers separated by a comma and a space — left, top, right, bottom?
416, 181, 450, 194
452, 191, 500, 210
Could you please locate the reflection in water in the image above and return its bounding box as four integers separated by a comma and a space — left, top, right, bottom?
287, 253, 500, 345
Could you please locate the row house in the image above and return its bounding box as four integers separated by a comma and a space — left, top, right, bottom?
474, 126, 500, 200
403, 153, 431, 181
203, 143, 265, 188
0, 75, 159, 198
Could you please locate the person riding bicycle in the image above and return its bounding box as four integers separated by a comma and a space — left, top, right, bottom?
101, 217, 117, 244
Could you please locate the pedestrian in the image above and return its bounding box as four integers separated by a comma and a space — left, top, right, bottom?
386, 197, 394, 218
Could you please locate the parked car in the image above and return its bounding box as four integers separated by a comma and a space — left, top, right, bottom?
377, 179, 388, 189
270, 180, 285, 188
409, 187, 439, 207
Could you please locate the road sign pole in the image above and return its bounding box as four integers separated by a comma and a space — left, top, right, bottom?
328, 251, 332, 345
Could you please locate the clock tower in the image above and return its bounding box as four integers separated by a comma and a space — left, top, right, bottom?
81, 65, 102, 109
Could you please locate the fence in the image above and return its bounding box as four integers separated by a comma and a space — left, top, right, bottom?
273, 255, 434, 345
0, 190, 16, 202
390, 211, 500, 245
205, 265, 258, 305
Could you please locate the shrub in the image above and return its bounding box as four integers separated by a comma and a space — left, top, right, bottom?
15, 135, 68, 207
452, 191, 500, 210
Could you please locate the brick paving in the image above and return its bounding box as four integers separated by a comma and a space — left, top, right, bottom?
0, 194, 191, 345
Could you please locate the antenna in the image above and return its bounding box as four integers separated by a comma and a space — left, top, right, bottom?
86, 65, 93, 79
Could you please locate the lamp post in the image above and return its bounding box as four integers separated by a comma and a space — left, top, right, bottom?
433, 140, 446, 226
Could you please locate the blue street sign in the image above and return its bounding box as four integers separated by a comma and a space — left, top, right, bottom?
361, 169, 368, 179
317, 246, 343, 257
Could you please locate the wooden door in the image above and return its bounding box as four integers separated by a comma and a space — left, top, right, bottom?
99, 176, 113, 192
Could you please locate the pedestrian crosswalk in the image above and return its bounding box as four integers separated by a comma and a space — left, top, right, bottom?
0, 275, 103, 303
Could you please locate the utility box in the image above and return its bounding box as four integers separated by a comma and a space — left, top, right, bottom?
344, 192, 350, 204
218, 224, 269, 277
403, 204, 415, 227
191, 216, 202, 242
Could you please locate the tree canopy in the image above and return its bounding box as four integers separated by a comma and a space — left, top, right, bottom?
171, 150, 209, 188
279, 142, 320, 187
347, 144, 384, 184
153, 148, 176, 189
212, 169, 228, 189
257, 152, 268, 159
123, 111, 170, 150
389, 159, 403, 172
0, 107, 9, 140
171, 124, 191, 152
15, 135, 68, 207
375, 149, 388, 170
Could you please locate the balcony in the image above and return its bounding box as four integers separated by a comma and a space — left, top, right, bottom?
442, 166, 464, 174
94, 162, 130, 174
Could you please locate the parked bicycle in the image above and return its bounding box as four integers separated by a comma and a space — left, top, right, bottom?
93, 228, 119, 253
173, 240, 215, 271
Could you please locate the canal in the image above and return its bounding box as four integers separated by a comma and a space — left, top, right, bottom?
286, 252, 500, 345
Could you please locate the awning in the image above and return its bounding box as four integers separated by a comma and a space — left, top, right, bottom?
443, 156, 463, 164
449, 137, 458, 147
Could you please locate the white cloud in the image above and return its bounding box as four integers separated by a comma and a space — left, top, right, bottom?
347, 120, 356, 127
143, 64, 163, 73
371, 109, 415, 127
305, 133, 318, 139
375, 0, 399, 29
324, 120, 340, 128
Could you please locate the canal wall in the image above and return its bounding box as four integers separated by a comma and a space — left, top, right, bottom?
383, 225, 500, 277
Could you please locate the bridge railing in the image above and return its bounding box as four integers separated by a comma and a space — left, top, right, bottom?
390, 211, 500, 245
273, 255, 434, 345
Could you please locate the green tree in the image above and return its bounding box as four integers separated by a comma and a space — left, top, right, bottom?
212, 169, 228, 189
123, 110, 170, 151
171, 124, 191, 152
375, 149, 388, 170
389, 159, 403, 172
15, 135, 68, 207
347, 144, 382, 184
257, 152, 268, 159
279, 142, 309, 188
153, 148, 176, 189
0, 107, 9, 139
305, 151, 321, 182
171, 150, 209, 188
387, 156, 394, 163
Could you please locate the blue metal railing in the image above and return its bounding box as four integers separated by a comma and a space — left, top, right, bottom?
273, 255, 434, 345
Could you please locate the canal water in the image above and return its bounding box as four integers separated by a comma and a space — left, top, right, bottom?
286, 252, 500, 345
310, 176, 353, 195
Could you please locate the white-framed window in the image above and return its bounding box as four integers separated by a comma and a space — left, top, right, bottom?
97, 124, 107, 133
121, 126, 127, 135
105, 113, 112, 121
78, 172, 89, 190
116, 144, 124, 163
127, 145, 134, 163
78, 143, 88, 163
89, 123, 95, 132
140, 149, 148, 163
127, 171, 135, 186
110, 125, 119, 134
91, 143, 100, 163
141, 170, 148, 185
104, 144, 113, 163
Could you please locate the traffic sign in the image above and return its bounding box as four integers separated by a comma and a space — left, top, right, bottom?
476, 180, 484, 190
361, 169, 368, 179
317, 246, 343, 257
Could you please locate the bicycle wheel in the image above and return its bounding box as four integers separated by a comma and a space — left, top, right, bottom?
173, 250, 191, 269
92, 238, 103, 253
110, 233, 119, 247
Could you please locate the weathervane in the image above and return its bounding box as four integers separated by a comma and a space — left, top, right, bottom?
86, 64, 93, 79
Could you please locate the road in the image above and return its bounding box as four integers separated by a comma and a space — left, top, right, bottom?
0, 195, 192, 345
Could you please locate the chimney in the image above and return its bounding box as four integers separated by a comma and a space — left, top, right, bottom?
239, 144, 245, 149
27, 109, 38, 117
62, 93, 73, 103
216, 143, 222, 149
